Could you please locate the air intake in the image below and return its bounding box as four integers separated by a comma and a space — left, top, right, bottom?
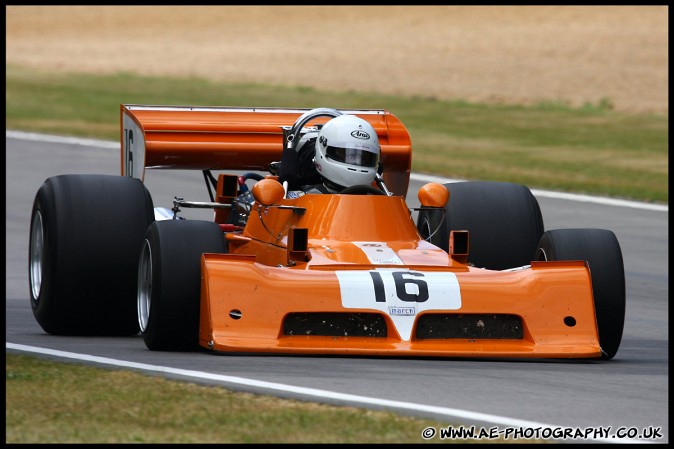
283, 312, 387, 337
416, 314, 523, 339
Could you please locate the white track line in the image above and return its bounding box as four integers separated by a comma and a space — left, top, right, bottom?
6, 130, 119, 149
7, 129, 666, 212
7, 343, 651, 444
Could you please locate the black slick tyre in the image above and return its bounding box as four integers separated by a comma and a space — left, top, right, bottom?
138, 220, 226, 351
417, 181, 544, 270
535, 228, 626, 360
29, 174, 154, 335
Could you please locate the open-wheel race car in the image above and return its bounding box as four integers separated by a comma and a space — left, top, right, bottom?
28, 105, 626, 359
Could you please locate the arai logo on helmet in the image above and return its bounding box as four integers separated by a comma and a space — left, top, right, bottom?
351, 130, 371, 140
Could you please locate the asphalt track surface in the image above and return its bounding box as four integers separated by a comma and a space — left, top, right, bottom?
5, 132, 669, 443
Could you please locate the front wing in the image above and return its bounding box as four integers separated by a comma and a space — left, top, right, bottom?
199, 255, 601, 358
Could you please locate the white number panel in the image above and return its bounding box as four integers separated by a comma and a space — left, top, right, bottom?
335, 269, 461, 341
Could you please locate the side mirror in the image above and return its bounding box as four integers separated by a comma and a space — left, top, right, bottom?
252, 178, 285, 206
418, 183, 449, 208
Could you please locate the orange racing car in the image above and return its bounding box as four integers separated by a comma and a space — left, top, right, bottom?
28, 106, 626, 359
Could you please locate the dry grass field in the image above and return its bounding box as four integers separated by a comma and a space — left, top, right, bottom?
6, 5, 668, 113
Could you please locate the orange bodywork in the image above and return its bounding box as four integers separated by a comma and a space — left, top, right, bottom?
202, 194, 601, 358
121, 104, 602, 359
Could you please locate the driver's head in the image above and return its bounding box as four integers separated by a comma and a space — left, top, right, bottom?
314, 114, 381, 191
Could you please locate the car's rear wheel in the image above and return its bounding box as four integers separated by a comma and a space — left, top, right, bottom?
139, 220, 226, 351
535, 229, 625, 359
417, 181, 544, 270
29, 174, 154, 335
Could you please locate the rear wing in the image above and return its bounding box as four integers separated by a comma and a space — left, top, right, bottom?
120, 105, 412, 196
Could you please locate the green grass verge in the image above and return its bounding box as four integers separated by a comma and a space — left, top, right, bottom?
6, 65, 668, 204
7, 353, 547, 444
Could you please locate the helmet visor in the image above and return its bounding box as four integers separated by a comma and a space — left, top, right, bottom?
326, 145, 378, 167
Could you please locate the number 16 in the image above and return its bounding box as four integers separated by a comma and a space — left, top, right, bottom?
369, 271, 429, 303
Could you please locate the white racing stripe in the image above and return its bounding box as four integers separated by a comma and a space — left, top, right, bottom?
6, 342, 651, 444
352, 242, 404, 265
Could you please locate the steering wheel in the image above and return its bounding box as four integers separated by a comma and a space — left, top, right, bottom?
339, 185, 386, 195
286, 108, 343, 153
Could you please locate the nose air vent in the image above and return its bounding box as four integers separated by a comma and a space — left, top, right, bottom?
283, 312, 387, 337
416, 314, 524, 339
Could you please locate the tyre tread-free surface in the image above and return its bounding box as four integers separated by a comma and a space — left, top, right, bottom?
29, 174, 154, 335
418, 181, 544, 270
140, 220, 226, 351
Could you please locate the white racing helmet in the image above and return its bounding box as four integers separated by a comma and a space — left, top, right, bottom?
314, 114, 381, 190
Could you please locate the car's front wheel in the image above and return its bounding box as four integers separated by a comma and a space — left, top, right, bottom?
138, 220, 226, 351
535, 228, 626, 359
